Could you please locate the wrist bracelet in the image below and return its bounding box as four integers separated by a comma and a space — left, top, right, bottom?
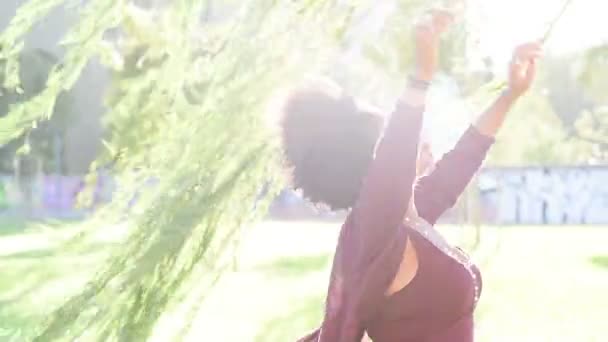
408, 76, 431, 91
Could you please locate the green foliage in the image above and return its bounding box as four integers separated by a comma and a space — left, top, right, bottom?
1, 0, 365, 340
574, 44, 608, 159
575, 107, 608, 160
1, 0, 604, 340
328, 0, 428, 104
484, 83, 597, 166
579, 44, 608, 103
533, 48, 608, 163
0, 0, 66, 90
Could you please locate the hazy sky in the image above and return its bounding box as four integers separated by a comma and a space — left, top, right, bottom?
476, 0, 606, 61
355, 1, 606, 70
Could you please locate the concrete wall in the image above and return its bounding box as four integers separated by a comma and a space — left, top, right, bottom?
479, 167, 608, 225
271, 167, 608, 225
1, 166, 607, 224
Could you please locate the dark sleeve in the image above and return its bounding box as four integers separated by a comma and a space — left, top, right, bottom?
349, 101, 424, 266
307, 103, 424, 342
414, 125, 495, 225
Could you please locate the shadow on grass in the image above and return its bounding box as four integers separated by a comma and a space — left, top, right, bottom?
0, 217, 83, 237
590, 255, 608, 269
254, 254, 331, 277
0, 248, 107, 307
255, 295, 324, 342
0, 218, 27, 237
0, 241, 118, 261
0, 313, 33, 341
0, 284, 43, 307
1, 249, 61, 260
0, 265, 68, 304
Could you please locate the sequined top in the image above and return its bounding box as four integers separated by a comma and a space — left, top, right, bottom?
297, 103, 494, 342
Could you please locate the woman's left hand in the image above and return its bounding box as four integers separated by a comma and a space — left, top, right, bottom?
507, 42, 543, 98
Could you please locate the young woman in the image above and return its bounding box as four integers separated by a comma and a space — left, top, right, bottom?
281, 9, 542, 342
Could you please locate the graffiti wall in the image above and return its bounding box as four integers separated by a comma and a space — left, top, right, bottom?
2, 167, 607, 224
271, 166, 608, 225
478, 167, 608, 225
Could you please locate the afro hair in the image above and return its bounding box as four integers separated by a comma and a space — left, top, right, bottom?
280, 83, 384, 210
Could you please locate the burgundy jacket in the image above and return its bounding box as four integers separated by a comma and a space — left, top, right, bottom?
298, 102, 494, 342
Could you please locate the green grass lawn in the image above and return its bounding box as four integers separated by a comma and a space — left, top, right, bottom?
1, 220, 607, 341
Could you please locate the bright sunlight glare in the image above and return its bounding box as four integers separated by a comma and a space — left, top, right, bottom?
426, 0, 607, 155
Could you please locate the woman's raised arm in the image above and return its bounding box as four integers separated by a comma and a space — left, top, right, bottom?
348, 10, 455, 266
415, 42, 543, 224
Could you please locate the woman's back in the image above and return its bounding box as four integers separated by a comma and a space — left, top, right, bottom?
366, 227, 481, 342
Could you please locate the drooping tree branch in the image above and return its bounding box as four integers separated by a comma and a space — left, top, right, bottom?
2, 1, 367, 341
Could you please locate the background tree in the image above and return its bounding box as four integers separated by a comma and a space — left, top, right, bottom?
485, 48, 608, 166
575, 44, 608, 160
0, 48, 73, 174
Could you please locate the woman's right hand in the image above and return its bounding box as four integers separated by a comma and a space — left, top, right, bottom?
413, 9, 454, 82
